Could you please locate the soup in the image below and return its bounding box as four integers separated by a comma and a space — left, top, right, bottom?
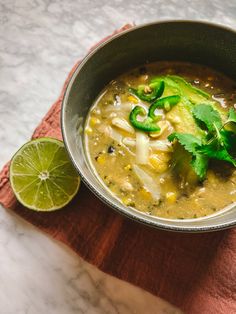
85, 62, 236, 219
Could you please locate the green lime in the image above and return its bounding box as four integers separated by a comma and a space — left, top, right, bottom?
10, 138, 80, 211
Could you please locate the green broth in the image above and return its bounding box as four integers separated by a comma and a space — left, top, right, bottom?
85, 62, 236, 219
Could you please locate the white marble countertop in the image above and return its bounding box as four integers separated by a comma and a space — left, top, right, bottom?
0, 1, 235, 313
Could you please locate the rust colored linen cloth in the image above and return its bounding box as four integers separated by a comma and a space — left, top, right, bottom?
0, 25, 236, 314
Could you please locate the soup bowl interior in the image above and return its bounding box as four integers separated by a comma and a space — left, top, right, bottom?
62, 21, 236, 232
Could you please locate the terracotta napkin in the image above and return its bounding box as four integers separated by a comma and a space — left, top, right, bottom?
1, 25, 236, 314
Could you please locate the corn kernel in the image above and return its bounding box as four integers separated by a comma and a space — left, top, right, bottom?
127, 95, 138, 103
165, 192, 177, 204
124, 164, 131, 171
90, 116, 101, 127
139, 187, 152, 200
96, 154, 106, 165
149, 155, 169, 173
85, 127, 93, 135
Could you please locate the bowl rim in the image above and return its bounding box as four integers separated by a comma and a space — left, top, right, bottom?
61, 19, 236, 232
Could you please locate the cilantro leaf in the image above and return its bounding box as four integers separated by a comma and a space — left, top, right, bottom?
224, 108, 236, 135
197, 139, 236, 167
192, 104, 222, 132
227, 108, 236, 124
191, 154, 209, 180
168, 132, 208, 180
168, 132, 201, 153
168, 95, 236, 181
218, 129, 236, 152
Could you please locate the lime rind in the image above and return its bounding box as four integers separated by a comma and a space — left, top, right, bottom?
10, 137, 80, 211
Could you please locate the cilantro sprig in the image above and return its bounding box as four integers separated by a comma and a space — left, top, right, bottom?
192, 104, 222, 131
168, 132, 208, 180
168, 104, 236, 180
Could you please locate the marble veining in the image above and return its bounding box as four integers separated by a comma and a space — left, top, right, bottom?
0, 0, 235, 313
0, 207, 181, 314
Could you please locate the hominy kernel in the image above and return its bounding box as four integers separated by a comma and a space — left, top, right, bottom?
166, 192, 177, 204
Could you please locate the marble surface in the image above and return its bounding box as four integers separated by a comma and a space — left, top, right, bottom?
0, 0, 235, 313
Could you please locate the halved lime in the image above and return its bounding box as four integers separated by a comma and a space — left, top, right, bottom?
10, 138, 80, 211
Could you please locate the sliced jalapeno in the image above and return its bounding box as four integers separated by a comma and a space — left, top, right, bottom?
129, 106, 160, 132
129, 80, 165, 102
149, 95, 181, 119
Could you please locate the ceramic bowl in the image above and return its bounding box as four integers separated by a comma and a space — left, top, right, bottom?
61, 21, 236, 232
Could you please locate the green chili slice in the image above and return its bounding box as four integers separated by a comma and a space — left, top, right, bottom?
129, 80, 165, 102
149, 95, 181, 119
129, 106, 160, 132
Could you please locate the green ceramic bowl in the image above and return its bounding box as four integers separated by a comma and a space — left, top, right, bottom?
61, 21, 236, 232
